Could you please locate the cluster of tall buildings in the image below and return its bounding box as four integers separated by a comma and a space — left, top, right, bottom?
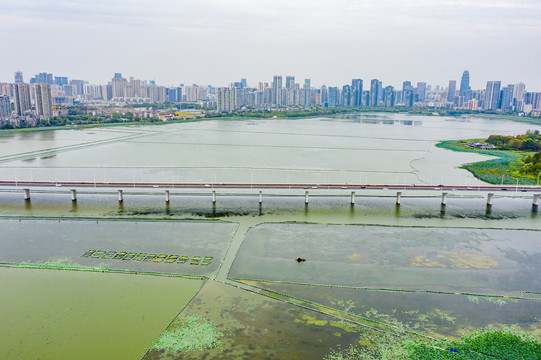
0, 71, 217, 126
0, 72, 54, 126
1, 70, 541, 127
217, 71, 540, 114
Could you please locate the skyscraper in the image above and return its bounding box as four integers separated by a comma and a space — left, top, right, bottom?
14, 71, 23, 83
285, 76, 295, 90
240, 78, 247, 89
70, 80, 87, 96
484, 81, 501, 110
34, 83, 53, 121
217, 87, 236, 112
272, 75, 282, 106
402, 81, 412, 92
54, 76, 69, 86
459, 71, 470, 96
328, 87, 339, 107
500, 85, 514, 111
351, 79, 363, 106
415, 82, 427, 102
111, 75, 128, 98
383, 86, 395, 107
304, 79, 311, 89
341, 85, 352, 107
447, 80, 456, 103
13, 83, 32, 116
370, 79, 380, 106
0, 95, 11, 120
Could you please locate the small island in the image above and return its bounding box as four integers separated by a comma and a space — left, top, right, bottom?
437, 130, 541, 185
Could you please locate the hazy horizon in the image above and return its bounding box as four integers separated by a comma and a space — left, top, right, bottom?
2, 0, 540, 90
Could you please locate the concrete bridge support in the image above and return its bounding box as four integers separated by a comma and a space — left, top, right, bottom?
71, 189, 77, 202
23, 188, 30, 201
305, 191, 309, 204
350, 192, 355, 205
396, 191, 402, 205
441, 192, 448, 206
165, 190, 170, 203
533, 194, 540, 207
487, 193, 494, 206
212, 190, 216, 204
118, 190, 123, 202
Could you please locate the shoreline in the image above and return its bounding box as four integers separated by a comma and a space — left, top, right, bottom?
3, 109, 540, 134
436, 140, 536, 185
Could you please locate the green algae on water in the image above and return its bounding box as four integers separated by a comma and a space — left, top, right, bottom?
151, 315, 223, 354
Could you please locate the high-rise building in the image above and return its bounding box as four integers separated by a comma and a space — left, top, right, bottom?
285, 76, 295, 90
500, 85, 514, 111
14, 71, 23, 83
30, 72, 53, 85
484, 81, 501, 110
0, 95, 11, 120
459, 71, 470, 96
512, 83, 526, 103
328, 87, 340, 107
34, 83, 53, 120
70, 80, 87, 96
383, 86, 395, 107
341, 85, 352, 107
54, 76, 69, 86
402, 81, 412, 92
447, 80, 456, 103
114, 73, 123, 79
111, 75, 128, 98
13, 83, 32, 116
370, 79, 380, 106
272, 75, 282, 106
240, 78, 247, 89
416, 82, 427, 102
304, 79, 311, 89
217, 87, 236, 112
320, 85, 328, 106
351, 79, 363, 106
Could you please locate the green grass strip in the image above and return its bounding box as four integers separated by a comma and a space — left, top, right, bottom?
0, 261, 207, 280
229, 278, 540, 301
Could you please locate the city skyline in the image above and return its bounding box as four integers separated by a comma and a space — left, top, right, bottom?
2, 69, 539, 94
2, 0, 540, 89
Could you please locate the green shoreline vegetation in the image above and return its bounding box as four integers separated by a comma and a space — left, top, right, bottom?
436, 138, 541, 185
2, 106, 541, 133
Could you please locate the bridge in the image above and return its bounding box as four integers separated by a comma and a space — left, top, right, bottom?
1, 180, 540, 207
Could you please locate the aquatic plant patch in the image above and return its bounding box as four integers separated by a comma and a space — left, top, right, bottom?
82, 250, 213, 266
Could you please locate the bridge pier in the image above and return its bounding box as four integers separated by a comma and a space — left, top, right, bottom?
441, 192, 448, 206
396, 191, 402, 205
165, 190, 170, 203
487, 193, 494, 206
533, 194, 540, 207
118, 190, 123, 202
305, 191, 309, 204
71, 189, 77, 202
259, 191, 262, 204
23, 188, 30, 201
212, 190, 216, 204
350, 192, 355, 205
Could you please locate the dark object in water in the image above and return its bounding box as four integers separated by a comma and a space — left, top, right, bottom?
296, 257, 306, 263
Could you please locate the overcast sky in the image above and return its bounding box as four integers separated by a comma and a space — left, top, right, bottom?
1, 0, 540, 90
